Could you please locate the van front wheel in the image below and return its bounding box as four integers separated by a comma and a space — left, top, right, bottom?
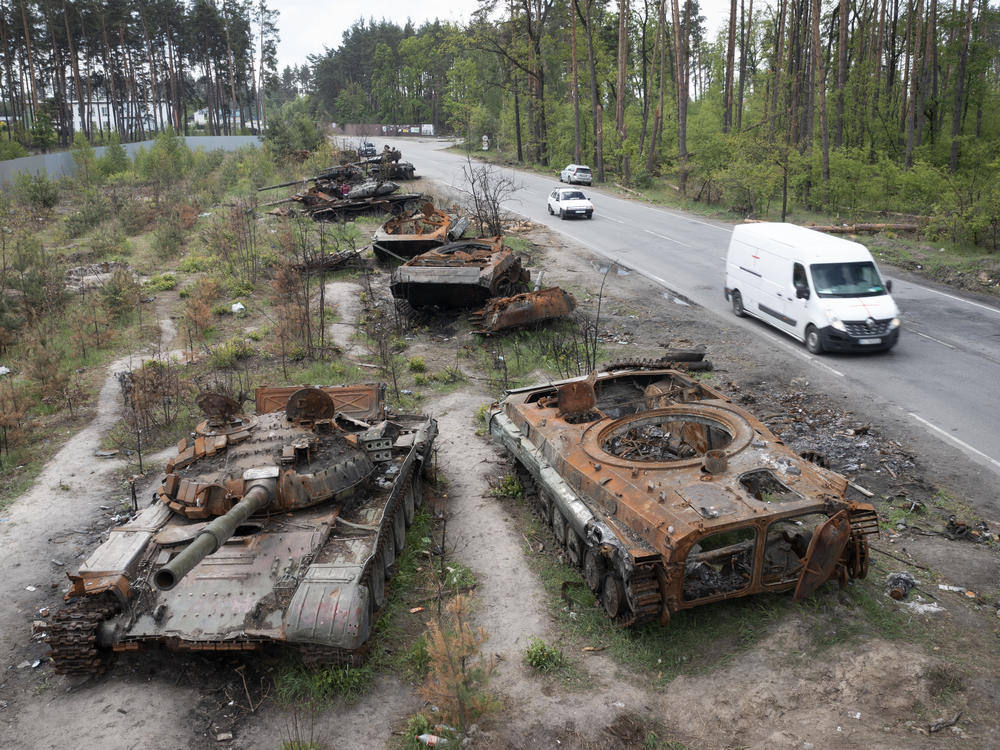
805, 325, 824, 354
731, 291, 745, 317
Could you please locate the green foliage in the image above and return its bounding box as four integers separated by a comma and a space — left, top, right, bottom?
178, 254, 212, 272
275, 662, 375, 707
98, 135, 131, 177
474, 402, 491, 436
70, 132, 100, 185
100, 267, 141, 319
64, 190, 110, 238
265, 105, 323, 160
151, 209, 188, 257
144, 274, 177, 292
209, 337, 256, 369
115, 197, 152, 235
13, 172, 59, 209
0, 138, 28, 160
523, 636, 567, 673
29, 111, 56, 153
490, 473, 523, 500
407, 356, 427, 372
134, 129, 193, 190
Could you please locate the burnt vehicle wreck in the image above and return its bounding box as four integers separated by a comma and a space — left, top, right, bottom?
389, 236, 531, 309
469, 286, 577, 333
489, 362, 878, 625
48, 385, 436, 674
372, 201, 470, 263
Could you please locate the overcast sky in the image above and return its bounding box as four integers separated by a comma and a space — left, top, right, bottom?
274, 0, 730, 72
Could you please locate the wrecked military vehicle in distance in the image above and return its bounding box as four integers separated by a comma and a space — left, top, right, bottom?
469, 286, 578, 334
390, 236, 531, 309
489, 360, 878, 626
48, 385, 436, 674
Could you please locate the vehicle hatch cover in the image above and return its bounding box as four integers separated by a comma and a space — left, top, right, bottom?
793, 510, 850, 601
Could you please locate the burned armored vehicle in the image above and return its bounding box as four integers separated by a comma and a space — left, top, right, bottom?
489, 362, 877, 626
390, 236, 530, 309
469, 286, 577, 333
372, 202, 470, 263
49, 385, 436, 674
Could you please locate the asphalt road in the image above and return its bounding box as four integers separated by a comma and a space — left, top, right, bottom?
366, 137, 1000, 478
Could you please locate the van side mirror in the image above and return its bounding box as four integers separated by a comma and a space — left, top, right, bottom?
885, 279, 893, 293
795, 286, 810, 300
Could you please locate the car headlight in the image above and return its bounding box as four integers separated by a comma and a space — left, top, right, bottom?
889, 317, 901, 329
830, 317, 846, 332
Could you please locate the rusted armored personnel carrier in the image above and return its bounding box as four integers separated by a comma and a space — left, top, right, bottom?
48, 384, 436, 674
469, 286, 577, 333
489, 361, 877, 625
372, 202, 470, 263
390, 236, 530, 309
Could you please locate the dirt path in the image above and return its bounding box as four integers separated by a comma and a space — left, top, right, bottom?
325, 280, 367, 357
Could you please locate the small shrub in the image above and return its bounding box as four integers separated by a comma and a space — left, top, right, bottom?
407, 356, 427, 373
211, 303, 232, 316
209, 337, 255, 369
0, 139, 27, 160
413, 373, 429, 386
490, 473, 523, 500
100, 267, 141, 319
13, 172, 59, 208
523, 637, 566, 673
144, 273, 177, 292
474, 402, 491, 436
90, 222, 129, 257
248, 326, 269, 341
178, 254, 212, 272
152, 212, 186, 256
65, 191, 110, 238
116, 198, 152, 235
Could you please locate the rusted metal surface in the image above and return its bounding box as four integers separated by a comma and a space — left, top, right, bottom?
48, 385, 436, 674
372, 202, 468, 263
390, 237, 530, 309
469, 286, 577, 333
489, 364, 877, 627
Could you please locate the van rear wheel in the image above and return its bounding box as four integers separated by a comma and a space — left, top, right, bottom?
731, 291, 745, 317
805, 325, 824, 354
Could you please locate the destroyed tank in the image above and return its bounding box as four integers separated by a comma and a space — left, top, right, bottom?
372, 201, 470, 263
48, 384, 436, 674
489, 360, 877, 626
390, 236, 530, 309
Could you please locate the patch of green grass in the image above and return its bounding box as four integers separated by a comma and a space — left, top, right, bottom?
208, 337, 256, 369
523, 636, 567, 673
144, 273, 177, 292
407, 356, 427, 373
287, 358, 367, 386
474, 402, 491, 436
490, 473, 523, 500
274, 662, 375, 707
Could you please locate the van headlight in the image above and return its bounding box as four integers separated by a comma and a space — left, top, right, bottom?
830, 317, 846, 332
889, 317, 901, 329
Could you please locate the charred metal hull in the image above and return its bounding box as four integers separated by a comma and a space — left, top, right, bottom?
489, 364, 877, 627
389, 237, 530, 309
49, 385, 437, 674
470, 286, 577, 332
372, 205, 468, 263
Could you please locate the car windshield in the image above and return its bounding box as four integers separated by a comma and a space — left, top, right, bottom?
810, 261, 886, 298
576, 168, 592, 175
562, 191, 586, 200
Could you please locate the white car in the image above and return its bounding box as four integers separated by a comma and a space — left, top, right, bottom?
559, 164, 593, 185
547, 187, 594, 220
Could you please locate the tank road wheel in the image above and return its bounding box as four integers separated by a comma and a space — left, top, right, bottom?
566, 530, 583, 567
381, 536, 396, 576
601, 573, 627, 619
412, 476, 425, 509
368, 552, 386, 609
731, 290, 745, 317
403, 484, 415, 527
552, 506, 567, 546
393, 506, 406, 554
584, 548, 606, 593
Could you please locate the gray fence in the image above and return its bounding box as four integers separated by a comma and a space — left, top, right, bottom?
0, 135, 262, 186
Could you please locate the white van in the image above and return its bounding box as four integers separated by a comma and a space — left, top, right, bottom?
724, 223, 900, 354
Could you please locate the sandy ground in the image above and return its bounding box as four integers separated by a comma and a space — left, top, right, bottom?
1, 225, 998, 749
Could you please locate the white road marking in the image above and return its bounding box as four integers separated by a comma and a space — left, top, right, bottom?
909, 413, 1000, 471
643, 229, 691, 247
912, 284, 1000, 315
909, 329, 956, 349
603, 216, 626, 224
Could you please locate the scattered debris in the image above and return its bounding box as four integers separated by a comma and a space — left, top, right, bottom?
372, 202, 469, 263
886, 572, 916, 600
920, 712, 963, 735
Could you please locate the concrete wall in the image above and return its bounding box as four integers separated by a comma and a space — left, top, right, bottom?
0, 135, 262, 186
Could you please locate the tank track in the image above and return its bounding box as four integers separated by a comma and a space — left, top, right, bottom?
394, 298, 432, 325
48, 592, 121, 675
512, 461, 663, 627
598, 353, 708, 373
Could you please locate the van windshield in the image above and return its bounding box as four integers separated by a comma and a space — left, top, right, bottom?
810, 261, 886, 298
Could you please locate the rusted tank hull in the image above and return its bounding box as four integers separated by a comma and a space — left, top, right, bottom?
489, 365, 877, 627
470, 286, 577, 332
372, 205, 469, 263
48, 386, 437, 673
389, 237, 530, 309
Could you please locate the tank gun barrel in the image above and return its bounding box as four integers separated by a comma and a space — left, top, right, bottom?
154, 477, 276, 591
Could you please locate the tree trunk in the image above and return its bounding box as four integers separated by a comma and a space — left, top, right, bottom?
723, 0, 736, 133
17, 0, 38, 115
736, 0, 751, 132
813, 0, 830, 184
646, 0, 666, 173
948, 0, 973, 171
670, 0, 688, 194
834, 0, 848, 147
768, 0, 787, 140
571, 0, 581, 163
616, 0, 629, 181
